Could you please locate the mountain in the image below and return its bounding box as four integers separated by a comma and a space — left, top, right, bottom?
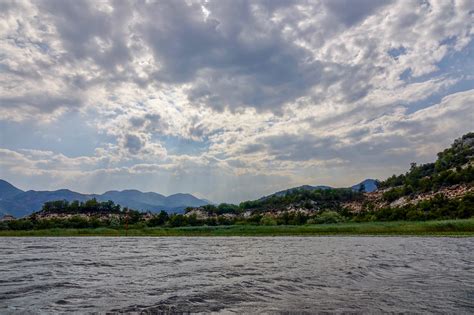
351, 179, 378, 193
263, 179, 378, 200
265, 185, 332, 199
0, 181, 210, 218
0, 179, 24, 200
94, 190, 209, 213
95, 190, 166, 212
164, 193, 207, 208
0, 189, 92, 218
98, 190, 166, 204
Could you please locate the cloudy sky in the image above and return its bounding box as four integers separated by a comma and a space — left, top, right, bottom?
0, 0, 473, 203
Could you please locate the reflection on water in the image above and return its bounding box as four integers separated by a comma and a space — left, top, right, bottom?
0, 237, 473, 313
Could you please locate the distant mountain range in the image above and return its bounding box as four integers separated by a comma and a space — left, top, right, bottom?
260, 179, 378, 200
0, 178, 378, 218
0, 180, 209, 218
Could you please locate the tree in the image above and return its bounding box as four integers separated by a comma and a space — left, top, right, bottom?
148, 210, 169, 226
168, 214, 187, 227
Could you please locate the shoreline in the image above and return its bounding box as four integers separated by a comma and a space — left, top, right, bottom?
1, 218, 473, 237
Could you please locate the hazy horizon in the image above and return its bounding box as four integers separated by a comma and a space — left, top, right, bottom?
1, 0, 473, 203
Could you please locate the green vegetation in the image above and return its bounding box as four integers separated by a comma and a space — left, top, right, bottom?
379, 132, 474, 201
42, 199, 126, 214
1, 192, 473, 231
186, 188, 363, 215
1, 219, 473, 237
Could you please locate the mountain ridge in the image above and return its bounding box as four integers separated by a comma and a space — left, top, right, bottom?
0, 179, 24, 200
0, 182, 209, 218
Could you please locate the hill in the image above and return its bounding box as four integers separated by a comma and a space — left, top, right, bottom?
0, 189, 90, 218
0, 182, 209, 218
378, 132, 474, 202
262, 178, 378, 201
261, 185, 332, 200
0, 179, 24, 200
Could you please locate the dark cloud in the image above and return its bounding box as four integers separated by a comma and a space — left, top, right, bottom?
39, 0, 132, 69
137, 0, 329, 111
124, 134, 143, 154
133, 0, 391, 112
322, 0, 393, 26
241, 143, 266, 154
33, 0, 151, 94
129, 117, 146, 128
128, 113, 169, 136
188, 122, 208, 140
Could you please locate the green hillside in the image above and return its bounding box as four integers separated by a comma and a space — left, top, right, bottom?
379, 132, 474, 201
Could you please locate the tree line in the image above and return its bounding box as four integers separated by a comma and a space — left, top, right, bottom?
2, 192, 472, 231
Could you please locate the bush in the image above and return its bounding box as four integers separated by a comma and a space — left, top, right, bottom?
312, 211, 344, 224
406, 209, 425, 221
148, 211, 169, 227
0, 221, 9, 230
168, 214, 188, 227
8, 219, 34, 230
383, 188, 404, 202
260, 216, 277, 226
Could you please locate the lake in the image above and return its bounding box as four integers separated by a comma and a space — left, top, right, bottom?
1, 237, 473, 313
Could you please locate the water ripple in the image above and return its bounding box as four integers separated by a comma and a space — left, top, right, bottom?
0, 237, 473, 313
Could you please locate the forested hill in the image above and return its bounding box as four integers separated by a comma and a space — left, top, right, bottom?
378, 132, 474, 201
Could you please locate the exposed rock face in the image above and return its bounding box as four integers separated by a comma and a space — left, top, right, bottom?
342, 184, 474, 212
29, 211, 156, 222
31, 212, 123, 221
408, 184, 473, 204
184, 209, 210, 220
259, 207, 313, 218
341, 201, 363, 213
390, 196, 408, 208
186, 203, 317, 220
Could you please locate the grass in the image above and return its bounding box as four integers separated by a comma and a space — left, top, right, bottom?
1, 218, 474, 237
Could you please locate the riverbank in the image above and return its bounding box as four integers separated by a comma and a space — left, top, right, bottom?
1, 218, 474, 236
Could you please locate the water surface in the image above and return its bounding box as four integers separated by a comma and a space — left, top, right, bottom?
1, 237, 473, 313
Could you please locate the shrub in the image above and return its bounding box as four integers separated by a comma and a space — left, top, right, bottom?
312, 211, 344, 224
260, 216, 277, 226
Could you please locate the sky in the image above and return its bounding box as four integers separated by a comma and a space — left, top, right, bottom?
0, 0, 473, 203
